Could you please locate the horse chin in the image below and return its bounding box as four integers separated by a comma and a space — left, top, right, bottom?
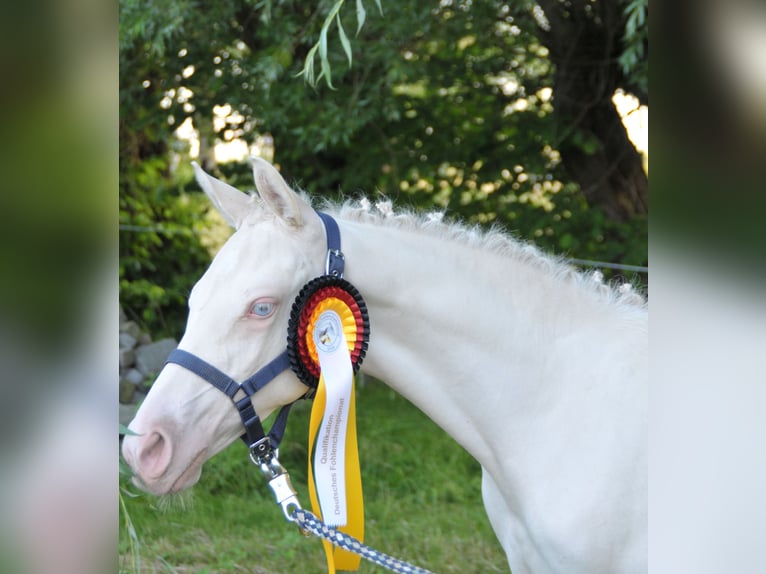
133, 447, 209, 496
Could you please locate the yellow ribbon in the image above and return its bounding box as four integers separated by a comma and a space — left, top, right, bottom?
306, 298, 365, 573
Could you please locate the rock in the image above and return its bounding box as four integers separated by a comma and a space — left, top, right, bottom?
119, 306, 128, 325
120, 379, 137, 404
120, 403, 138, 427
120, 347, 135, 370
135, 338, 177, 377
121, 321, 143, 341
119, 332, 137, 350
122, 368, 144, 385
138, 331, 152, 345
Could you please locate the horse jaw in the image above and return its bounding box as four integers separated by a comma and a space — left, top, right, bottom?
121, 364, 239, 495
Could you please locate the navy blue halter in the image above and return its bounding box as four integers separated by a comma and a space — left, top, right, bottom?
164, 211, 344, 460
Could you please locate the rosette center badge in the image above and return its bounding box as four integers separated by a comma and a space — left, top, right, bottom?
314, 311, 343, 354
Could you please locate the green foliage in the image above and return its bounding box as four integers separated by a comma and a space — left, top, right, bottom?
119, 159, 216, 337
119, 383, 506, 573
620, 0, 648, 97
305, 0, 647, 102
119, 0, 647, 336
300, 0, 383, 87
119, 0, 192, 57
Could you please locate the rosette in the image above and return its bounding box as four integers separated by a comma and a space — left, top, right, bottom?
287, 275, 370, 391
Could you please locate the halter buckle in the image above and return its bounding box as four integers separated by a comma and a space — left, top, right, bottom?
248, 436, 276, 466
325, 248, 345, 278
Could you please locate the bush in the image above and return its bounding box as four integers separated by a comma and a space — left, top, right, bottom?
119, 158, 220, 338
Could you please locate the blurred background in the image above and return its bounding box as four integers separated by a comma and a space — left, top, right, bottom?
116, 3, 649, 571
118, 0, 648, 339
2, 0, 766, 571
116, 2, 649, 570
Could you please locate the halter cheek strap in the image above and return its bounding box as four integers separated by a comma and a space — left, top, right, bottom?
162, 211, 342, 458
164, 348, 293, 452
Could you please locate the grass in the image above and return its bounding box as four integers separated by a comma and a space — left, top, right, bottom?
119, 382, 507, 573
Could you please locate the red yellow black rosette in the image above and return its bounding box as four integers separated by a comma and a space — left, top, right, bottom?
287, 275, 370, 572
286, 275, 370, 392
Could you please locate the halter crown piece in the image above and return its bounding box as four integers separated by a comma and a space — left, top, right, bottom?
165, 211, 370, 574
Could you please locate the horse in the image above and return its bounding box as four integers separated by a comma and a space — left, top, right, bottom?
122, 157, 647, 574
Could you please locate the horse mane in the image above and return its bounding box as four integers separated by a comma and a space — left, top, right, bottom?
317, 196, 647, 310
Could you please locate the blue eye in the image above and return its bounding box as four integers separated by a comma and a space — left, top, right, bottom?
250, 301, 275, 317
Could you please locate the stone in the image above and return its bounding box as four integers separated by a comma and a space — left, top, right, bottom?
121, 321, 143, 341
123, 368, 144, 385
138, 331, 152, 345
135, 338, 177, 376
120, 379, 137, 404
120, 347, 135, 370
119, 332, 137, 350
119, 306, 128, 325
120, 403, 138, 427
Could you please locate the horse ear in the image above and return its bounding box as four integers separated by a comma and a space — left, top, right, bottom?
192, 162, 253, 229
250, 156, 309, 227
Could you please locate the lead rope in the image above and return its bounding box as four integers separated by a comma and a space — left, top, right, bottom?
291, 508, 436, 574
253, 448, 437, 574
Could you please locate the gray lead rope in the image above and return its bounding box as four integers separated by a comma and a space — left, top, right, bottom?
291, 508, 437, 574
255, 455, 437, 574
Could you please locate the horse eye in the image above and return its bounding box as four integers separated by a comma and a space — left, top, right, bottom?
249, 300, 275, 318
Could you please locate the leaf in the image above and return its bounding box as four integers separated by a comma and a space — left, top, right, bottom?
636, 5, 645, 27
373, 0, 383, 15
627, 7, 642, 38
298, 42, 320, 85
119, 457, 134, 479
318, 25, 335, 88
317, 66, 331, 88
355, 0, 366, 35
120, 423, 140, 436
319, 19, 329, 64
120, 486, 141, 498
337, 14, 353, 67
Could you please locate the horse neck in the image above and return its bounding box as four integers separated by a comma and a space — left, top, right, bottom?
338, 217, 645, 470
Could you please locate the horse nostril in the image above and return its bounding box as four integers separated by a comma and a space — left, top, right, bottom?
138, 430, 173, 479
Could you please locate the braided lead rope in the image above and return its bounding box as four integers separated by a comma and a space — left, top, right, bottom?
292, 508, 437, 574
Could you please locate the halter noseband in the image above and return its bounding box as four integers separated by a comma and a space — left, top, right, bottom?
164, 211, 345, 461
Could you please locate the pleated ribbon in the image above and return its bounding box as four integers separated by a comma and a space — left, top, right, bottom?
304, 297, 365, 573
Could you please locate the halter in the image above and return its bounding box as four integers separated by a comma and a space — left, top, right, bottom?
160, 209, 436, 574
164, 211, 348, 464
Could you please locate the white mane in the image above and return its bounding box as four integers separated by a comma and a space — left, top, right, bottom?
317, 196, 647, 310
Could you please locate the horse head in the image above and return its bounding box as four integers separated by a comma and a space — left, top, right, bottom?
122, 158, 326, 495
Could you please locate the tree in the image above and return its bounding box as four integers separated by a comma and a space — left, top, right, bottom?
119, 0, 648, 335
306, 0, 648, 222
533, 0, 648, 222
